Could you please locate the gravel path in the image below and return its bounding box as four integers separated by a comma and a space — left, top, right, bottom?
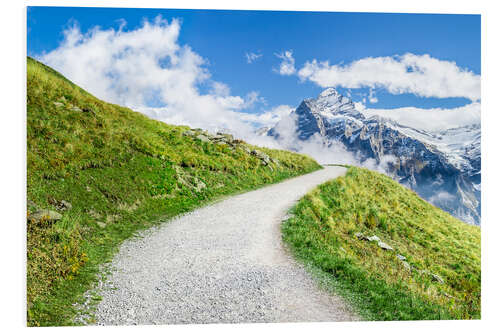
93, 166, 358, 325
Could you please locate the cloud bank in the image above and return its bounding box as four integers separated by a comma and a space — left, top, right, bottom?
269, 113, 396, 173
359, 102, 481, 132
295, 53, 480, 101
239, 105, 294, 128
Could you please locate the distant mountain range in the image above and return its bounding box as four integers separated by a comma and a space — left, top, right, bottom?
263, 88, 481, 225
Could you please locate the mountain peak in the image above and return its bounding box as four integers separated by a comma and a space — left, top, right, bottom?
304, 87, 361, 119
269, 86, 481, 225
318, 87, 340, 98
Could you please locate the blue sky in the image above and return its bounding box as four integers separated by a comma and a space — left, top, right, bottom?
27, 6, 481, 131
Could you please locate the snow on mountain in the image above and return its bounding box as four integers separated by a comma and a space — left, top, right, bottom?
268, 88, 481, 225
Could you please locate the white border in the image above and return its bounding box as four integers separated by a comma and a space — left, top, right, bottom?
20, 0, 484, 14
2, 1, 498, 332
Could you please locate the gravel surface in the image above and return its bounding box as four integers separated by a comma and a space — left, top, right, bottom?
92, 166, 358, 325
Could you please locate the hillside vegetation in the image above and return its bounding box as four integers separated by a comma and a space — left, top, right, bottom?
282, 166, 480, 320
26, 57, 321, 326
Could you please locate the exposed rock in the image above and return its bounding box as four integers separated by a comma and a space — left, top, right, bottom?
367, 235, 381, 242
217, 132, 234, 141
210, 134, 239, 147
47, 196, 58, 206
88, 209, 102, 219
212, 134, 226, 141
28, 209, 62, 224
182, 130, 196, 137
396, 254, 406, 261
431, 273, 445, 284
106, 215, 120, 224
152, 193, 176, 200
377, 241, 394, 251
192, 177, 206, 192
70, 105, 82, 112
195, 134, 211, 143
402, 261, 411, 271
175, 174, 191, 189
174, 165, 206, 193
53, 101, 64, 108
251, 149, 271, 165
96, 221, 107, 229
59, 200, 72, 211
418, 269, 444, 284
355, 232, 368, 241
181, 128, 259, 156
49, 198, 72, 211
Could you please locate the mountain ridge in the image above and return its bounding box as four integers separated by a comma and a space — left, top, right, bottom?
267, 88, 481, 225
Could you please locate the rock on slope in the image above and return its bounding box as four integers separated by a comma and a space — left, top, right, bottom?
267, 88, 481, 225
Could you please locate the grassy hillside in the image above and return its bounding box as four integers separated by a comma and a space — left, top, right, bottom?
26, 57, 321, 326
282, 166, 480, 320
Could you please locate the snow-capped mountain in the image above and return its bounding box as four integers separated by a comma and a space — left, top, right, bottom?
267, 88, 481, 225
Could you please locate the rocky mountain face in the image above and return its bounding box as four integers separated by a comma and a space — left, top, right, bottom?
266, 88, 481, 225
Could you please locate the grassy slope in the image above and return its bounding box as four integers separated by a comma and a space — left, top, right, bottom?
26, 57, 321, 326
282, 167, 480, 320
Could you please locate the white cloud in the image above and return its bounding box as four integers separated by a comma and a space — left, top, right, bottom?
429, 191, 455, 205
296, 53, 480, 101
243, 91, 266, 108
210, 82, 231, 96
268, 113, 398, 171
38, 16, 268, 137
274, 50, 296, 76
368, 89, 378, 104
245, 52, 262, 64
360, 102, 481, 132
240, 105, 294, 127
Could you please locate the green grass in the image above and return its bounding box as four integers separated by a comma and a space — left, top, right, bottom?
282, 166, 480, 321
26, 57, 321, 326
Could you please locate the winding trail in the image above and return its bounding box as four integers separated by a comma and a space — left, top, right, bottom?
94, 166, 358, 325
